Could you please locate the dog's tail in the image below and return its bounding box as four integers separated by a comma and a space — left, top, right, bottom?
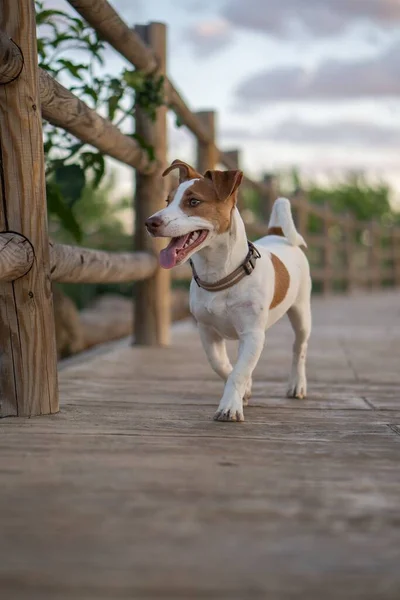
268, 197, 307, 248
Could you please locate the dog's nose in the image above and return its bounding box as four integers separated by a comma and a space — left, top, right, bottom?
145, 215, 163, 235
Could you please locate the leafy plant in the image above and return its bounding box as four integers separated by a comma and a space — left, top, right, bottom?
35, 0, 165, 240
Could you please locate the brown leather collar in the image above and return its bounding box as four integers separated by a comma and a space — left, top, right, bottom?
189, 241, 261, 292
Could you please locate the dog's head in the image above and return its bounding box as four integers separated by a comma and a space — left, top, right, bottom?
145, 159, 243, 269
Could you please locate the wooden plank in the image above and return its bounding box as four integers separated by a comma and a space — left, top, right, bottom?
1, 292, 400, 598
39, 69, 155, 174
49, 243, 157, 284
133, 23, 170, 346
0, 0, 58, 417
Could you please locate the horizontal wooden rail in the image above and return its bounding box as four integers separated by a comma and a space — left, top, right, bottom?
0, 31, 156, 172
0, 29, 24, 84
67, 0, 157, 74
0, 234, 157, 284
66, 0, 267, 187
49, 243, 157, 283
0, 232, 34, 281
66, 0, 213, 145
39, 69, 156, 173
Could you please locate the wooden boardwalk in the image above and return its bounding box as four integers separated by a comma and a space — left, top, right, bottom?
1, 291, 400, 600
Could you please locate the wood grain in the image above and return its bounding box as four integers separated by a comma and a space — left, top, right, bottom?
0, 0, 58, 417
196, 110, 217, 173
134, 23, 170, 346
0, 232, 34, 281
1, 292, 400, 599
0, 28, 23, 84
39, 69, 155, 174
50, 242, 157, 284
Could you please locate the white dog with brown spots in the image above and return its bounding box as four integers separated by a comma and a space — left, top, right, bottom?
146, 160, 312, 422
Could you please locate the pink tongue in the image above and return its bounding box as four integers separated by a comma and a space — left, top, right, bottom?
159, 234, 190, 269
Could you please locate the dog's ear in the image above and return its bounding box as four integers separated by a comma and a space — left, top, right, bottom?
162, 159, 202, 183
204, 169, 243, 202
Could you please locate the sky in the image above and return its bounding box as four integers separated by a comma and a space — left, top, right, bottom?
42, 0, 400, 204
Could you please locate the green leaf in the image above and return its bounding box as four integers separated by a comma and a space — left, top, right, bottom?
46, 181, 82, 243
36, 9, 66, 26
57, 59, 86, 80
123, 69, 145, 90
80, 152, 106, 188
108, 94, 121, 121
131, 133, 155, 162
54, 164, 86, 207
91, 155, 106, 189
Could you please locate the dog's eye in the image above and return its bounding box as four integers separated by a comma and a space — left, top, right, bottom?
188, 198, 201, 207
165, 198, 170, 205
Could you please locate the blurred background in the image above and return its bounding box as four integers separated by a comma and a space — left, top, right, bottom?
37, 0, 400, 357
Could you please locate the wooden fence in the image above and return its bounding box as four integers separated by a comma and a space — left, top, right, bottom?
0, 0, 399, 417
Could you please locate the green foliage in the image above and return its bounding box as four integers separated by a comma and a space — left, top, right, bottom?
50, 174, 133, 308
307, 175, 393, 224
243, 167, 398, 231
35, 0, 165, 240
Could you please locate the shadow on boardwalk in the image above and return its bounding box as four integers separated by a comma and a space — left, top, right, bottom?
1, 291, 400, 599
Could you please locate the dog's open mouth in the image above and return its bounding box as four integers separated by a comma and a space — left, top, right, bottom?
159, 229, 208, 269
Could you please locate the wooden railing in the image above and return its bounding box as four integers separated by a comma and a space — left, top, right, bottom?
0, 0, 399, 417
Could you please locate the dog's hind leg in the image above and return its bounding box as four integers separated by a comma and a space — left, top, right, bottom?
198, 324, 233, 381
287, 291, 311, 399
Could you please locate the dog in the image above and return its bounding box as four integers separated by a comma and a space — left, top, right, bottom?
146, 159, 312, 422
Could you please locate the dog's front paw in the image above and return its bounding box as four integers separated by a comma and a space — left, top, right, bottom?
287, 376, 307, 399
214, 396, 244, 422
214, 408, 244, 422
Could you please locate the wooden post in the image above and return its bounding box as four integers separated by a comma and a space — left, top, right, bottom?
261, 174, 278, 223
345, 213, 355, 294
133, 22, 170, 346
0, 0, 58, 416
392, 228, 400, 287
292, 188, 308, 240
323, 202, 334, 295
368, 221, 381, 289
224, 149, 243, 209
195, 110, 217, 172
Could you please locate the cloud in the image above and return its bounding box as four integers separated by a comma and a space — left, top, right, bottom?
184, 18, 234, 57
222, 0, 400, 38
221, 118, 400, 148
234, 41, 400, 106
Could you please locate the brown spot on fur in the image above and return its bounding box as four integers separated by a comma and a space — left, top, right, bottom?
270, 253, 290, 309
179, 178, 236, 233
163, 164, 244, 234
204, 169, 243, 201
267, 227, 285, 237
